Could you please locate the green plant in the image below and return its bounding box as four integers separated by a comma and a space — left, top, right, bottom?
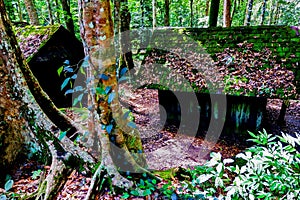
121, 178, 157, 198
0, 177, 20, 200
226, 130, 300, 199
187, 152, 234, 199
31, 169, 42, 180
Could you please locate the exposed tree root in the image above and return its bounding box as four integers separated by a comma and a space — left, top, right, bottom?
35, 141, 72, 199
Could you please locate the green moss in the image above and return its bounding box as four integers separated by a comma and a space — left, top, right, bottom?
14, 25, 61, 62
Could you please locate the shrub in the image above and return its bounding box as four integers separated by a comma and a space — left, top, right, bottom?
184, 130, 300, 199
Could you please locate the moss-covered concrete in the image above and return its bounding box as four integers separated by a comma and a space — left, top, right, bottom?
148, 26, 299, 99
181, 26, 300, 98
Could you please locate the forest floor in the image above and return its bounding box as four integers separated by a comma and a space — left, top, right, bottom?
3, 85, 300, 199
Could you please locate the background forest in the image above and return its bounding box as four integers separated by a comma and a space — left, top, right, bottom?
4, 0, 300, 39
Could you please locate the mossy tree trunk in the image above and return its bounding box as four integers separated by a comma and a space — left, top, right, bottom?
244, 0, 253, 26
60, 0, 75, 35
0, 1, 94, 197
77, 0, 157, 196
0, 4, 28, 177
24, 0, 39, 25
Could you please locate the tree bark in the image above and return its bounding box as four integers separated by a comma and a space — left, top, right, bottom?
205, 0, 210, 16
152, 0, 156, 28
164, 0, 170, 26
60, 0, 75, 35
223, 0, 231, 27
244, 0, 253, 26
17, 0, 23, 21
24, 0, 39, 25
46, 0, 54, 24
0, 3, 27, 174
54, 0, 61, 23
0, 2, 95, 195
190, 0, 193, 27
208, 0, 220, 27
77, 0, 156, 193
268, 0, 275, 25
260, 0, 267, 25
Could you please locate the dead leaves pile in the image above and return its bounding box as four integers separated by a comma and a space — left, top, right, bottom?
140, 42, 296, 98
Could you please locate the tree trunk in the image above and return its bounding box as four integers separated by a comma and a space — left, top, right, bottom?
223, 0, 231, 27
260, 0, 267, 25
17, 0, 23, 21
54, 0, 61, 23
60, 0, 75, 35
120, 0, 134, 71
0, 8, 27, 176
244, 0, 253, 26
268, 0, 275, 25
164, 0, 170, 26
190, 0, 193, 27
208, 0, 220, 27
24, 0, 39, 25
205, 0, 210, 16
46, 0, 54, 24
152, 0, 156, 28
77, 0, 157, 193
230, 0, 236, 25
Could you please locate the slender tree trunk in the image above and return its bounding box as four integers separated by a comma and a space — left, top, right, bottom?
24, 0, 39, 25
190, 0, 193, 27
205, 0, 210, 16
273, 1, 280, 24
268, 0, 275, 25
119, 0, 134, 71
54, 0, 61, 23
60, 0, 75, 35
46, 0, 54, 24
164, 0, 170, 26
223, 0, 231, 27
230, 0, 236, 25
17, 0, 23, 21
260, 0, 267, 25
208, 0, 220, 27
244, 0, 253, 26
152, 0, 156, 28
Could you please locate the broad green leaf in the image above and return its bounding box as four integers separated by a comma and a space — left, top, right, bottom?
96, 87, 105, 95
0, 195, 7, 200
215, 177, 224, 188
61, 77, 70, 91
71, 74, 77, 79
127, 121, 137, 128
223, 158, 234, 165
4, 179, 13, 191
99, 74, 109, 80
121, 193, 130, 199
143, 189, 151, 196
105, 86, 112, 94
58, 131, 67, 141
63, 60, 70, 65
197, 174, 213, 183
106, 124, 113, 134
108, 92, 115, 104
65, 89, 74, 95
216, 163, 223, 174
57, 66, 64, 76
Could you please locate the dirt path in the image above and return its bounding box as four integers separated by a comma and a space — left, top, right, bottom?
120, 84, 300, 170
